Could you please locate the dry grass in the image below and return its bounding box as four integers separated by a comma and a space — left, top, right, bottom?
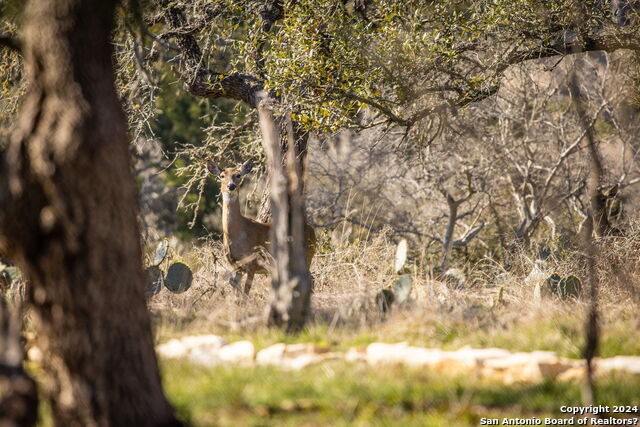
148, 227, 640, 358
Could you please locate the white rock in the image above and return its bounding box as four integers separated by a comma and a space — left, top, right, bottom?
366, 342, 409, 365
156, 336, 640, 383
482, 351, 572, 384
596, 356, 640, 375
453, 347, 512, 363
256, 343, 334, 370
429, 347, 514, 375
218, 341, 255, 365
366, 343, 446, 368
285, 343, 323, 358
157, 335, 227, 360
157, 339, 188, 358
256, 343, 287, 366
345, 348, 367, 363
399, 347, 446, 368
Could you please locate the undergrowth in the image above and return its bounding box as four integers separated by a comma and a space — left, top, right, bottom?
148, 227, 640, 358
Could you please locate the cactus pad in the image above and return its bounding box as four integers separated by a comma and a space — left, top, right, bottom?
375, 288, 395, 313
165, 262, 193, 293
145, 266, 164, 297
152, 238, 169, 266
2, 266, 21, 285
544, 273, 562, 295
544, 273, 582, 300
393, 275, 413, 304
394, 239, 408, 273
559, 275, 582, 299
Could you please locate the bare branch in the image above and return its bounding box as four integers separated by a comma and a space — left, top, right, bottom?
453, 221, 485, 246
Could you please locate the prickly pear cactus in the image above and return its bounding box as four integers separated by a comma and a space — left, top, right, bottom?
559, 275, 582, 299
544, 273, 582, 300
376, 239, 413, 312
164, 262, 193, 293
375, 288, 395, 313
394, 239, 408, 273
145, 266, 164, 297
1, 267, 21, 286
544, 273, 562, 296
393, 275, 413, 304
152, 238, 169, 267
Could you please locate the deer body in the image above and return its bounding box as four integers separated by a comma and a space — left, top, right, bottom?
221, 191, 271, 276
209, 159, 316, 293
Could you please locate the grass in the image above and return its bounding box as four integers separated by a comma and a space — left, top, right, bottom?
149, 230, 640, 359
153, 307, 640, 359
161, 360, 640, 426
27, 230, 640, 426
146, 230, 640, 425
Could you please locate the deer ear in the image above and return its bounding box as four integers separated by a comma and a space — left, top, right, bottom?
239, 159, 254, 175
207, 160, 222, 177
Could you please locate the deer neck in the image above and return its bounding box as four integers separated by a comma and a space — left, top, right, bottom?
221, 192, 243, 243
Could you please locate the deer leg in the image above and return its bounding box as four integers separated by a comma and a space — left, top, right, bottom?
243, 265, 255, 295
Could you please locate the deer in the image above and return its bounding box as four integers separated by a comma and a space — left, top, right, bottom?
207, 159, 316, 294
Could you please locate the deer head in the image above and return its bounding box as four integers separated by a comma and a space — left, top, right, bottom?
207, 159, 254, 195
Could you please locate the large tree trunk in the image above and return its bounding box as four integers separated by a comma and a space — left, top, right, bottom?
257, 96, 312, 331
256, 120, 309, 223
0, 1, 180, 425
0, 297, 38, 427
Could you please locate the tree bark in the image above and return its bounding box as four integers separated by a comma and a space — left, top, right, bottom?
256, 120, 309, 223
440, 194, 459, 273
0, 297, 38, 427
257, 96, 312, 332
0, 1, 180, 425
568, 3, 601, 405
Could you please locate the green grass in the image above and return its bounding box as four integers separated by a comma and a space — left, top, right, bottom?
154, 307, 640, 359
161, 360, 640, 426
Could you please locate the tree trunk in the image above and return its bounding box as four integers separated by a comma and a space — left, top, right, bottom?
440, 194, 458, 272
0, 1, 180, 425
257, 96, 312, 332
567, 13, 601, 403
0, 298, 38, 427
256, 120, 309, 223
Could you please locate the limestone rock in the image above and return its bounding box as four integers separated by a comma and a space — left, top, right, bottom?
345, 348, 367, 363
434, 347, 513, 376
556, 365, 586, 382
366, 343, 511, 375
596, 356, 640, 376
256, 343, 287, 366
218, 341, 255, 365
482, 351, 573, 384
157, 335, 227, 359
256, 343, 335, 370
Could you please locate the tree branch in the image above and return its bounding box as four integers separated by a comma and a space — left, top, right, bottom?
453, 221, 485, 246
172, 65, 263, 106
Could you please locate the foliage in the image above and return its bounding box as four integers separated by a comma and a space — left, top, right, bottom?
126, 0, 639, 135
4, 0, 640, 243
150, 229, 640, 360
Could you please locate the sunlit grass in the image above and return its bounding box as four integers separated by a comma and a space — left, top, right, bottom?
161, 360, 640, 426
